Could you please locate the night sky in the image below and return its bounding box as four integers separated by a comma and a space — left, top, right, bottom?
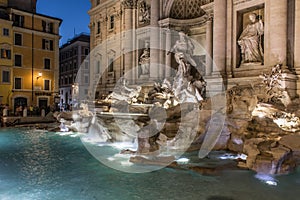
37, 0, 91, 46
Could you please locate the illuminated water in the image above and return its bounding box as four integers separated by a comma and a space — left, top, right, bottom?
0, 127, 300, 200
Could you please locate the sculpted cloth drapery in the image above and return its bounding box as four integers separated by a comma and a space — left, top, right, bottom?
139, 42, 150, 75
168, 31, 197, 76
238, 13, 264, 65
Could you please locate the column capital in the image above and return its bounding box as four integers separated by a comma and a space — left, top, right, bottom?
201, 0, 214, 21
204, 15, 213, 22
122, 0, 137, 9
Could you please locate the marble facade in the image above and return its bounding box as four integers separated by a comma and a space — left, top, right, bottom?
88, 0, 299, 99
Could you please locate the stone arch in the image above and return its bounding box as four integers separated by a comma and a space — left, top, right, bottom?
163, 0, 175, 18
164, 0, 212, 19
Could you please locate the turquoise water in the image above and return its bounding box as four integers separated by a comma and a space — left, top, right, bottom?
0, 127, 300, 200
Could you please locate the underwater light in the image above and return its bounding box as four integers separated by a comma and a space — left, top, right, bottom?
176, 158, 190, 164
219, 153, 247, 160
255, 173, 278, 186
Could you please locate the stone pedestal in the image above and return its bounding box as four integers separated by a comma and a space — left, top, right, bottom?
234, 64, 270, 78
280, 72, 298, 99
204, 76, 226, 97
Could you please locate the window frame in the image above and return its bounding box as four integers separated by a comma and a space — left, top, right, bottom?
42, 39, 54, 51
14, 54, 22, 67
44, 79, 50, 91
0, 49, 11, 59
3, 28, 9, 36
13, 14, 24, 27
42, 20, 54, 33
14, 33, 22, 46
14, 77, 22, 90
2, 70, 10, 83
84, 48, 89, 55
108, 58, 114, 72
110, 15, 115, 30
97, 21, 101, 34
44, 58, 51, 70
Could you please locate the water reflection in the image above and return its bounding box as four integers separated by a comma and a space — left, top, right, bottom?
18, 129, 62, 187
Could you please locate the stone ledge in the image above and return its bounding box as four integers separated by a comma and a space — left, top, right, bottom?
1, 116, 56, 127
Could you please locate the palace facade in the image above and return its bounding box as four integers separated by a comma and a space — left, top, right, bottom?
88, 0, 300, 100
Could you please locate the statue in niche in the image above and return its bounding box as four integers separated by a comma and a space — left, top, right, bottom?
138, 0, 150, 24
238, 13, 264, 66
139, 41, 150, 76
168, 31, 197, 77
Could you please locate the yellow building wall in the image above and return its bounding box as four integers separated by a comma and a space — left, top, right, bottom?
0, 18, 13, 105
9, 9, 61, 109
0, 0, 7, 6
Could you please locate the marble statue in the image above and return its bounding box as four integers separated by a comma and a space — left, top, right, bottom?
168, 31, 196, 77
139, 41, 150, 76
238, 13, 264, 65
105, 78, 141, 104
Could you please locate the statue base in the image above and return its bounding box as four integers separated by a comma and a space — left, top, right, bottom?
234, 63, 268, 78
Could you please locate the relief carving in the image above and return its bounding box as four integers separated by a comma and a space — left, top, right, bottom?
138, 0, 150, 24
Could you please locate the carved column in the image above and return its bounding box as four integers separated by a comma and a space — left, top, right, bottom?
292, 0, 300, 96
150, 0, 160, 80
159, 28, 165, 79
122, 0, 135, 82
165, 29, 172, 78
268, 0, 288, 66
205, 18, 213, 76
212, 0, 227, 75
295, 0, 300, 69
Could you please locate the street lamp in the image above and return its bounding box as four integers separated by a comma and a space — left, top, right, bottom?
37, 72, 42, 79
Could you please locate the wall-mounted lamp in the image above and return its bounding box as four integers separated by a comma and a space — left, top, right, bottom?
37, 72, 42, 79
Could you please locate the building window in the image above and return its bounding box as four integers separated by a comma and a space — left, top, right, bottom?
2, 70, 10, 83
110, 15, 115, 30
96, 0, 100, 5
14, 33, 22, 46
0, 49, 11, 59
97, 21, 101, 34
84, 89, 88, 95
96, 60, 100, 73
84, 75, 89, 84
42, 20, 53, 33
44, 58, 51, 69
64, 77, 68, 85
74, 61, 77, 69
84, 48, 89, 55
42, 39, 54, 50
14, 77, 22, 89
44, 80, 50, 91
14, 54, 22, 67
13, 14, 24, 27
69, 76, 73, 84
84, 61, 89, 69
108, 58, 114, 72
3, 28, 9, 36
